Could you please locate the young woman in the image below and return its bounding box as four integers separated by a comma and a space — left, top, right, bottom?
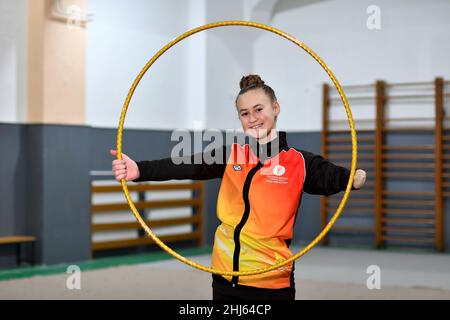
110, 75, 366, 300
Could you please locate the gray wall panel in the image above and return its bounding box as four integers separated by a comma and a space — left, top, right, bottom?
0, 124, 27, 266
40, 125, 91, 264
23, 126, 44, 264
0, 124, 21, 236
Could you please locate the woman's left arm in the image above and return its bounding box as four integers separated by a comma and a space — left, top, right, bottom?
297, 149, 366, 196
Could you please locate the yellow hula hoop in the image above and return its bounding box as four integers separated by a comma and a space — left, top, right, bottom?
117, 21, 357, 277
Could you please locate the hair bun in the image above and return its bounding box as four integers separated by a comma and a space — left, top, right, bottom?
240, 74, 265, 90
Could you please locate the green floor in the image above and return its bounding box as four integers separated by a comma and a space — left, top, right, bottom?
0, 246, 211, 282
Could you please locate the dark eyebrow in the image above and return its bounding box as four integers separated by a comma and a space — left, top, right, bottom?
240, 104, 262, 112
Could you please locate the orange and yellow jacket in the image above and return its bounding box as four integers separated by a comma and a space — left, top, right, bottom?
135, 131, 353, 289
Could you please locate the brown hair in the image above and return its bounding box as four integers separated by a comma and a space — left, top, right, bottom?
235, 74, 278, 105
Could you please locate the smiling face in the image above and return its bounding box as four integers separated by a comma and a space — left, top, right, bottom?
236, 89, 280, 141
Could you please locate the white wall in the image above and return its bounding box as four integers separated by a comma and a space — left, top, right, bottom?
85, 0, 274, 131
86, 0, 194, 130
85, 0, 266, 131
0, 0, 27, 123
204, 0, 280, 131
254, 0, 450, 131
2, 0, 449, 130
185, 0, 207, 130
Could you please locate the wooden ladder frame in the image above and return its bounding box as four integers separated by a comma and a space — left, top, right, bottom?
321, 78, 448, 251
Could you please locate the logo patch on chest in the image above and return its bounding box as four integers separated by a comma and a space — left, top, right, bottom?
264, 165, 289, 184
272, 165, 286, 176
233, 165, 242, 171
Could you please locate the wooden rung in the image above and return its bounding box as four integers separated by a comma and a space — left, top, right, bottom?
355, 162, 375, 167
443, 155, 450, 160
326, 145, 374, 151
383, 154, 435, 160
91, 231, 201, 251
382, 190, 434, 197
384, 116, 435, 121
328, 154, 374, 160
326, 207, 374, 214
363, 182, 375, 188
383, 127, 435, 133
383, 145, 435, 151
325, 137, 375, 143
329, 96, 375, 102
339, 83, 376, 89
387, 81, 434, 87
443, 182, 450, 188
334, 162, 375, 169
382, 227, 435, 234
331, 226, 374, 233
387, 95, 435, 100
92, 215, 201, 232
383, 199, 435, 206
329, 198, 374, 204
443, 192, 450, 197
0, 236, 36, 245
327, 129, 377, 134
351, 190, 375, 196
382, 218, 435, 224
384, 163, 435, 169
92, 198, 202, 213
328, 118, 376, 125
383, 208, 435, 215
383, 172, 435, 178
92, 182, 203, 193
327, 213, 375, 218
381, 236, 435, 243
443, 135, 450, 142
324, 190, 374, 197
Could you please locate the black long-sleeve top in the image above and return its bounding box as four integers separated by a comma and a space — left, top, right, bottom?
134, 131, 356, 196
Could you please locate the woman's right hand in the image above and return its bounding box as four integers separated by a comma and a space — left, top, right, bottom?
110, 149, 140, 182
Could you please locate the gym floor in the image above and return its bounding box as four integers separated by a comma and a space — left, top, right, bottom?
1, 246, 449, 300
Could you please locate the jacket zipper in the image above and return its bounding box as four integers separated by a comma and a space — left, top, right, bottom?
231, 161, 264, 286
